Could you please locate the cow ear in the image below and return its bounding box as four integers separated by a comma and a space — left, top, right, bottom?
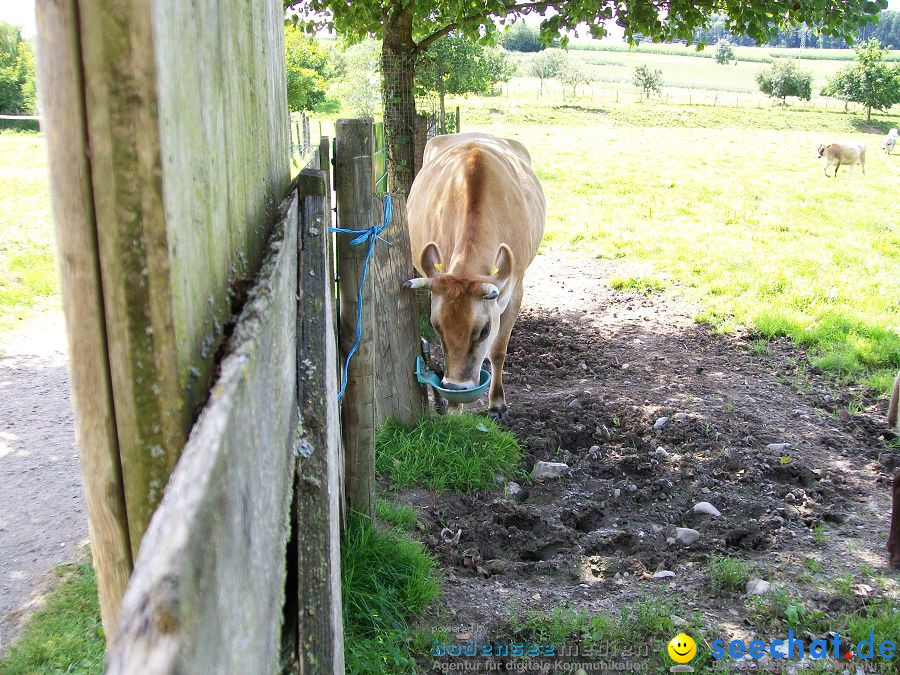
421, 242, 444, 279
493, 244, 514, 285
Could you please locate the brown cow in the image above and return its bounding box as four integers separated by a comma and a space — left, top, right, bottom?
888, 372, 900, 569
817, 143, 866, 177
405, 132, 545, 416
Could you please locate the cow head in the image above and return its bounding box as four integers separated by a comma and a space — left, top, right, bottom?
405, 242, 513, 390
817, 144, 827, 158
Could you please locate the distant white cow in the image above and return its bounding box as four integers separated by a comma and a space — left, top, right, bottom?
817, 143, 866, 177
883, 128, 898, 155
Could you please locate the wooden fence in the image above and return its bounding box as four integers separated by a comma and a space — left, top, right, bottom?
36, 1, 426, 663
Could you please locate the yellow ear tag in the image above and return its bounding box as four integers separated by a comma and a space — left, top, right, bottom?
434, 262, 445, 273
491, 266, 500, 275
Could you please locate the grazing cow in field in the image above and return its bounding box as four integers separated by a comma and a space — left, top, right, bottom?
888, 372, 900, 570
883, 128, 898, 155
405, 132, 545, 417
817, 143, 866, 177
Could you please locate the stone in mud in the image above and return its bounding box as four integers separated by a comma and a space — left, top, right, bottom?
568, 399, 582, 409
767, 442, 791, 452
673, 527, 700, 545
653, 570, 675, 578
692, 501, 721, 517
673, 413, 689, 421
654, 416, 669, 431
746, 579, 771, 596
531, 461, 570, 480
506, 482, 522, 498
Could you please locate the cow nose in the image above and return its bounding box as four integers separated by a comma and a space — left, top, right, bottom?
441, 379, 471, 391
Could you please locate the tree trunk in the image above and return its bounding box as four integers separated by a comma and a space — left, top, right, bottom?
382, 5, 417, 194
439, 91, 446, 134
867, 105, 871, 121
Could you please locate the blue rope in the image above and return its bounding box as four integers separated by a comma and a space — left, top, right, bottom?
329, 195, 392, 401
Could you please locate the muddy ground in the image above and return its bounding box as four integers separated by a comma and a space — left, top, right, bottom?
389, 250, 899, 673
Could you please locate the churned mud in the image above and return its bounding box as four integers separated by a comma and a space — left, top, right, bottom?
391, 250, 898, 672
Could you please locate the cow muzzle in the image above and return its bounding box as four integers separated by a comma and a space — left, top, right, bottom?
441, 377, 478, 391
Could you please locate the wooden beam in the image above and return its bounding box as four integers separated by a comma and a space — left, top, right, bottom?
334, 118, 377, 520
77, 0, 188, 557
106, 193, 299, 674
295, 169, 345, 674
33, 0, 133, 633
372, 195, 426, 426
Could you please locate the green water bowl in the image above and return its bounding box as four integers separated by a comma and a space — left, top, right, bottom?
415, 355, 491, 405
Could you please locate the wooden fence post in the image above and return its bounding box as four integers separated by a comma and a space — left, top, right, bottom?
372, 196, 427, 427
34, 0, 133, 633
335, 118, 376, 520
295, 168, 345, 674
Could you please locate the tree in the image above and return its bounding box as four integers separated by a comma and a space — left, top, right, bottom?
0, 22, 36, 115
715, 38, 735, 65
528, 48, 568, 96
416, 36, 508, 130
822, 38, 900, 121
286, 0, 885, 194
633, 64, 663, 99
334, 39, 382, 117
558, 56, 592, 98
284, 26, 328, 111
756, 59, 812, 106
501, 22, 543, 52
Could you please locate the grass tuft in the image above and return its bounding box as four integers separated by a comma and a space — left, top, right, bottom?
376, 414, 522, 493
375, 499, 419, 530
609, 275, 666, 295
708, 555, 751, 593
0, 559, 104, 675
342, 513, 440, 674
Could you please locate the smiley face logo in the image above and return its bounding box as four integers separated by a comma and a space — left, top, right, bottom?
667, 633, 697, 664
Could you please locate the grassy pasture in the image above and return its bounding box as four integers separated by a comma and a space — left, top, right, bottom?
0, 132, 57, 339
458, 101, 900, 391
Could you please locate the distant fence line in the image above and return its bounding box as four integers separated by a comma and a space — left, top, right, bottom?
499, 79, 899, 115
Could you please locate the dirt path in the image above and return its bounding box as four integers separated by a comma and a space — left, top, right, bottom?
0, 312, 87, 652
398, 250, 899, 668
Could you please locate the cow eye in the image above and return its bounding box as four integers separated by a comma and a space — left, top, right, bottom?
476, 324, 490, 342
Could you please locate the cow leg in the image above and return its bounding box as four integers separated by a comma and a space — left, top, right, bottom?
889, 472, 900, 570
834, 161, 841, 176
487, 285, 523, 419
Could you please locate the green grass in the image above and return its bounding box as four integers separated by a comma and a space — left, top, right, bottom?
0, 133, 57, 340
376, 499, 420, 530
749, 588, 829, 634
507, 596, 716, 671
708, 556, 751, 594
609, 275, 666, 294
342, 513, 441, 674
0, 559, 104, 675
376, 414, 522, 493
459, 114, 900, 394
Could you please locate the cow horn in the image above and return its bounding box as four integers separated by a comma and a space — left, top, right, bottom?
482, 283, 500, 300
404, 278, 433, 290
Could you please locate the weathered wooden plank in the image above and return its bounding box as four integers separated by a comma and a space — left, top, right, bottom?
335, 118, 377, 519
75, 0, 291, 558
33, 0, 133, 633
106, 193, 299, 675
372, 196, 427, 426
78, 0, 188, 558
295, 170, 345, 674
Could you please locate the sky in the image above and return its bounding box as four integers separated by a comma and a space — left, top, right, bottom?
2, 0, 899, 41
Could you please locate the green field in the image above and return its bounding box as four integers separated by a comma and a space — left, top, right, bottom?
0, 132, 57, 339
456, 94, 900, 391
503, 43, 900, 111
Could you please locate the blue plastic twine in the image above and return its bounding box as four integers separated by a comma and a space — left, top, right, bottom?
329, 195, 392, 401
